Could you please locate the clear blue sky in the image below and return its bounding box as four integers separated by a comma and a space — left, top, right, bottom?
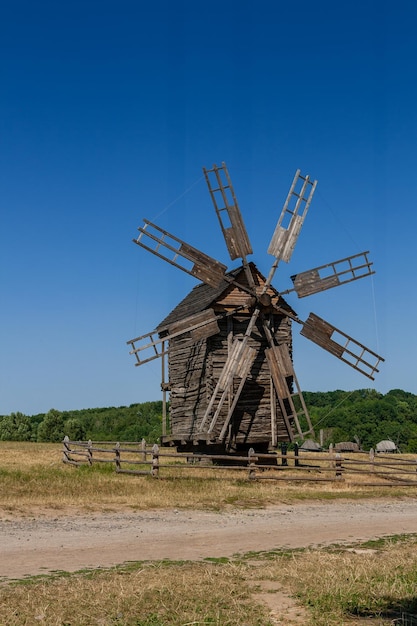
1, 0, 416, 416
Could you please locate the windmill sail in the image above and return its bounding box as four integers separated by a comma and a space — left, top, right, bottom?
127, 310, 221, 367
289, 251, 375, 298
301, 312, 384, 380
203, 162, 253, 261
133, 220, 227, 288
268, 170, 317, 263
198, 334, 259, 436
265, 344, 314, 440
207, 343, 257, 440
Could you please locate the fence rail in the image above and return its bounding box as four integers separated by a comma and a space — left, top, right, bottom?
62, 437, 417, 486
399, 613, 417, 626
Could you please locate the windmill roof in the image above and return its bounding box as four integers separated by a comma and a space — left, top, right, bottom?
157, 262, 295, 331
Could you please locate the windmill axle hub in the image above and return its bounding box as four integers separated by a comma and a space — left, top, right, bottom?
257, 293, 272, 308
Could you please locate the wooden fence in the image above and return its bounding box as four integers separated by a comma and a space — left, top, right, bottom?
62, 437, 417, 487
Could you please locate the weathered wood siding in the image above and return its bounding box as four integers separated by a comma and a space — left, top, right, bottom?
168, 311, 293, 446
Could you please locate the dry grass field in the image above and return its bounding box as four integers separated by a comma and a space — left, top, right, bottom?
2, 441, 417, 515
1, 531, 417, 625
1, 442, 417, 625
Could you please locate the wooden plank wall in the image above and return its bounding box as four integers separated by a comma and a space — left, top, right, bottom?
168, 311, 293, 445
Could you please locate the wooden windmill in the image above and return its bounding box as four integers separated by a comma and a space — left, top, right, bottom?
127, 163, 384, 454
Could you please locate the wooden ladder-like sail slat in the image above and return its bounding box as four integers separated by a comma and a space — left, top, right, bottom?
265, 344, 314, 441
289, 251, 375, 298
300, 312, 385, 380
203, 162, 253, 261
127, 329, 167, 367
127, 310, 220, 367
268, 170, 317, 263
133, 220, 227, 288
208, 344, 257, 439
198, 324, 259, 435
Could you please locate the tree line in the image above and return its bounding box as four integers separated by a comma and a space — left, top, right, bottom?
303, 388, 417, 451
0, 401, 163, 444
1, 389, 417, 451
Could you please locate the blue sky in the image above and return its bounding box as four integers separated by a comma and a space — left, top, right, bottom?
1, 0, 416, 416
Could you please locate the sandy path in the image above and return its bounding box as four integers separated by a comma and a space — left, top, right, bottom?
1, 500, 416, 580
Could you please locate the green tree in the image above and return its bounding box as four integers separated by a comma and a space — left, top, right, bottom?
64, 418, 86, 441
9, 390, 416, 449
0, 412, 32, 441
37, 409, 65, 442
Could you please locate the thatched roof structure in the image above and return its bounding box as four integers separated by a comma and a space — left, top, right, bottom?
334, 441, 360, 452
376, 439, 398, 453
299, 438, 322, 452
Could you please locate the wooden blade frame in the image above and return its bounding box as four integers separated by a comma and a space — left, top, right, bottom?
289, 251, 375, 298
268, 170, 317, 263
127, 329, 167, 367
208, 343, 257, 440
198, 308, 262, 437
203, 162, 253, 261
127, 310, 220, 367
301, 312, 385, 380
265, 344, 315, 441
133, 220, 227, 288
197, 337, 255, 436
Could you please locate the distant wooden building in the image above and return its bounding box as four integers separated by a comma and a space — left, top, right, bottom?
334, 441, 360, 453
299, 438, 322, 452
157, 263, 302, 453
376, 440, 398, 453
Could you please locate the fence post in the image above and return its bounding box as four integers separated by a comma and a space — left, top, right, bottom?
141, 438, 147, 462
62, 436, 71, 463
369, 448, 375, 472
281, 442, 288, 466
151, 444, 159, 478
294, 442, 299, 467
335, 452, 342, 479
248, 447, 256, 480
114, 442, 121, 472
87, 439, 93, 466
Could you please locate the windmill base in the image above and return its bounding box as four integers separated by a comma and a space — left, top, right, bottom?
160, 435, 280, 463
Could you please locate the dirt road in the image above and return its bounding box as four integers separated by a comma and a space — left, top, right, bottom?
1, 499, 416, 580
